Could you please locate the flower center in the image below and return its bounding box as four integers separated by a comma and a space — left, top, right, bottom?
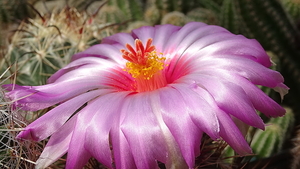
121, 38, 167, 92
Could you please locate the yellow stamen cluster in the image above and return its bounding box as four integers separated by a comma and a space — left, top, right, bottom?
125, 51, 166, 80
121, 38, 167, 92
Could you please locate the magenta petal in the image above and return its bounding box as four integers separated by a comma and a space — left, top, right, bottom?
172, 26, 229, 57
179, 74, 265, 130
65, 109, 95, 168
35, 114, 77, 168
224, 71, 286, 117
48, 56, 120, 83
3, 78, 113, 111
184, 34, 271, 67
16, 89, 106, 141
164, 22, 208, 54
187, 83, 252, 154
217, 110, 252, 155
70, 44, 125, 64
131, 24, 180, 52
195, 56, 284, 88
84, 92, 130, 168
111, 125, 137, 169
120, 93, 168, 169
131, 26, 155, 43
102, 32, 135, 49
156, 87, 205, 167
196, 69, 286, 117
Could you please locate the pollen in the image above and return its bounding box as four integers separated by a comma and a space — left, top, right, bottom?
121, 38, 166, 80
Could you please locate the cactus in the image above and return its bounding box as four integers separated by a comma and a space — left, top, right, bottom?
291, 125, 300, 169
144, 3, 161, 25
1, 7, 114, 86
186, 8, 219, 25
280, 0, 300, 22
0, 0, 33, 24
251, 107, 295, 158
0, 68, 45, 169
107, 0, 144, 21
161, 11, 187, 26
219, 0, 239, 34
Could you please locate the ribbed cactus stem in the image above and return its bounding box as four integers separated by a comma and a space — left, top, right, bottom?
251, 107, 294, 158
220, 0, 239, 34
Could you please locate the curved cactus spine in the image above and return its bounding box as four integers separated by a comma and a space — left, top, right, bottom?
0, 68, 46, 169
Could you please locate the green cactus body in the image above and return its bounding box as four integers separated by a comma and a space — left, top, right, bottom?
107, 0, 144, 21
186, 8, 219, 25
144, 4, 161, 24
161, 11, 186, 26
220, 0, 239, 34
281, 0, 300, 21
155, 0, 191, 14
198, 0, 221, 15
251, 107, 294, 158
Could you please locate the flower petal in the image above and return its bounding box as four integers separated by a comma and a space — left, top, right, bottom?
180, 33, 271, 67
65, 106, 98, 168
70, 44, 126, 65
164, 22, 208, 54
48, 56, 120, 83
131, 24, 180, 52
35, 114, 77, 169
120, 93, 169, 169
84, 92, 131, 168
179, 74, 265, 130
200, 69, 286, 117
156, 86, 208, 167
175, 80, 252, 155
47, 59, 134, 91
3, 80, 113, 111
217, 110, 252, 155
16, 89, 107, 141
110, 125, 137, 169
194, 56, 283, 87
102, 32, 135, 50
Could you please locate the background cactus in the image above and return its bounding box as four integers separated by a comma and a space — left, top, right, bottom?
280, 0, 300, 22
291, 126, 300, 169
251, 107, 295, 158
1, 6, 115, 86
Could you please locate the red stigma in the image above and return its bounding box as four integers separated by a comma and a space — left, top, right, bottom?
121, 38, 156, 65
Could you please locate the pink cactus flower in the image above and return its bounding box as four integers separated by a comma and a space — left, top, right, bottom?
4, 22, 288, 169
